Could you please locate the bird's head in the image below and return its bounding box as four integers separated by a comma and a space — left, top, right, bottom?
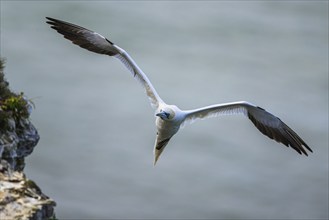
156, 107, 175, 121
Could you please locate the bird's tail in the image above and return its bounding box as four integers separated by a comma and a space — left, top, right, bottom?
153, 136, 172, 166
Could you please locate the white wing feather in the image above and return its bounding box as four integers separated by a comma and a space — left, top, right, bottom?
113, 46, 164, 109
182, 101, 249, 126
182, 101, 312, 155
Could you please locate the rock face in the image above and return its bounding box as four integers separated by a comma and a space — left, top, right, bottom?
0, 111, 40, 172
0, 160, 56, 219
0, 58, 56, 219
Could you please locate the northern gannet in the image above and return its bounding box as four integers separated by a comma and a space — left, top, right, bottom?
46, 17, 312, 165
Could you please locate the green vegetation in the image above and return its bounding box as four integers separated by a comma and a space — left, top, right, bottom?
1, 93, 30, 120
0, 58, 30, 130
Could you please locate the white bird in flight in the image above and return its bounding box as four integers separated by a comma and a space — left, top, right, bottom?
46, 17, 312, 165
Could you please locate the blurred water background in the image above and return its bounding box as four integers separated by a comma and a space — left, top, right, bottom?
1, 1, 328, 219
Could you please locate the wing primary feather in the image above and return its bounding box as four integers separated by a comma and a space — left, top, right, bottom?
184, 101, 312, 156
247, 107, 311, 156
46, 17, 118, 56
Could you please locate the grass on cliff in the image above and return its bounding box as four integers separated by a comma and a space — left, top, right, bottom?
0, 58, 31, 130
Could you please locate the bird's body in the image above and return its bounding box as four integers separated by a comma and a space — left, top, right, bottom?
46, 17, 312, 165
154, 104, 185, 164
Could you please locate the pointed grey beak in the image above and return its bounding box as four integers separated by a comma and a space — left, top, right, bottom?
156, 112, 169, 119
156, 112, 163, 117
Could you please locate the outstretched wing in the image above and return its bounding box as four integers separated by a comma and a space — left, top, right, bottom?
46, 17, 163, 109
183, 101, 312, 156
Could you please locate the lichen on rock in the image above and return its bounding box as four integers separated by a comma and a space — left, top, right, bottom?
0, 160, 56, 220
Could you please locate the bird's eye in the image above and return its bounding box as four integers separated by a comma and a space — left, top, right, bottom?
164, 112, 170, 119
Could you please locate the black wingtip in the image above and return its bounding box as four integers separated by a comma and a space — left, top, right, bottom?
247, 109, 313, 157
45, 17, 60, 28
46, 17, 57, 23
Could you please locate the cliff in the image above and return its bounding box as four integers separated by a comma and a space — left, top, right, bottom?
0, 58, 56, 219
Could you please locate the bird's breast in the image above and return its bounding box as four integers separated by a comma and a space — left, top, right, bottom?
155, 117, 180, 138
